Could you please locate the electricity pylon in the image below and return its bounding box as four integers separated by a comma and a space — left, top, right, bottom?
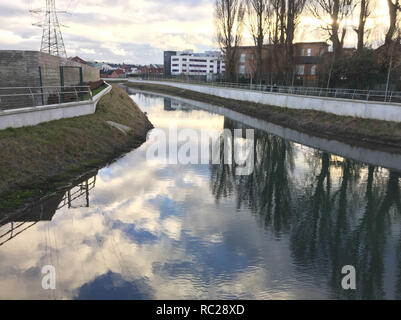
30, 0, 69, 58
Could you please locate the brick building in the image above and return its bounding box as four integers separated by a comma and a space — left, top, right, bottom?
235, 42, 329, 85
138, 64, 164, 76
294, 42, 329, 84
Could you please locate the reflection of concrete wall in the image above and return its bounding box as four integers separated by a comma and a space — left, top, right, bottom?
129, 88, 401, 173
130, 80, 401, 123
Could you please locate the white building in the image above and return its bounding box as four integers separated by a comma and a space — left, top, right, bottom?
170, 50, 225, 78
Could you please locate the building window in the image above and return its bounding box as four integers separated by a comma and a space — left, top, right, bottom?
239, 65, 245, 74
307, 48, 312, 57
296, 65, 305, 75
311, 65, 317, 76
301, 49, 305, 56
240, 53, 246, 63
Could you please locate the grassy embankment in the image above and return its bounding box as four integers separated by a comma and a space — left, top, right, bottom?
0, 86, 153, 213
126, 82, 401, 153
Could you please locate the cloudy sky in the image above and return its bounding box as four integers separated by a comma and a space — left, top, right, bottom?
0, 0, 391, 64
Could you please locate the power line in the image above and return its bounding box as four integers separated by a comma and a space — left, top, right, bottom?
30, 0, 69, 58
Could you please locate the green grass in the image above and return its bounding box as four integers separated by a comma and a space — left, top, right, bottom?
126, 82, 401, 153
0, 189, 41, 211
91, 84, 108, 96
0, 86, 153, 213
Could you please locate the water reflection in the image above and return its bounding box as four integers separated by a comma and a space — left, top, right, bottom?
210, 117, 401, 299
0, 91, 400, 300
0, 174, 97, 248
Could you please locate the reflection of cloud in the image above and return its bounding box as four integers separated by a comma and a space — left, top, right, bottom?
1, 92, 399, 300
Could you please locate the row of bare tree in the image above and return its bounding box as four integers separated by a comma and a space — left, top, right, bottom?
215, 0, 401, 83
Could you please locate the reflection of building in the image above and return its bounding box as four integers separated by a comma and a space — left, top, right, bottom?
0, 174, 97, 247
164, 98, 173, 111
163, 98, 192, 112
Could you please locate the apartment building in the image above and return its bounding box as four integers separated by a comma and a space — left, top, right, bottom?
236, 42, 329, 83
294, 42, 329, 82
166, 50, 225, 78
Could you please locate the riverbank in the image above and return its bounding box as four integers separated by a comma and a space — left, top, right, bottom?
0, 86, 153, 213
125, 82, 401, 153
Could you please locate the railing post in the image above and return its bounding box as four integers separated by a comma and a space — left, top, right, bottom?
366, 91, 370, 101
74, 87, 79, 102
56, 88, 61, 104
28, 88, 35, 107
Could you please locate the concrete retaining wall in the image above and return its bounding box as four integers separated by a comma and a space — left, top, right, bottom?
129, 80, 401, 122
0, 83, 111, 130
127, 87, 401, 172
0, 50, 100, 88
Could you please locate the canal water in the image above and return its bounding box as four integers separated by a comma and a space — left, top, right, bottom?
0, 89, 400, 300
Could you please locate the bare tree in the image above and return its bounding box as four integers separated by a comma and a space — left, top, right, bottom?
246, 0, 272, 83
268, 0, 306, 84
385, 0, 401, 46
310, 0, 354, 57
271, 0, 286, 44
215, 0, 246, 81
354, 0, 371, 52
286, 0, 307, 81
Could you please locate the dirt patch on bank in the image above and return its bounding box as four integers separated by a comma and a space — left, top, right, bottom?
0, 85, 153, 213
126, 82, 401, 154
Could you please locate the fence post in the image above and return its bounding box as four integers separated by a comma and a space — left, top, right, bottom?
28, 88, 35, 107
38, 67, 44, 106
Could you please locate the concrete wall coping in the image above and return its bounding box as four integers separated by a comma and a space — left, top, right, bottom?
0, 82, 111, 118
129, 80, 401, 122
132, 80, 401, 108
0, 82, 112, 130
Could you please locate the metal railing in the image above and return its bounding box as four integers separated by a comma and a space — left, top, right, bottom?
0, 85, 92, 111
136, 77, 401, 104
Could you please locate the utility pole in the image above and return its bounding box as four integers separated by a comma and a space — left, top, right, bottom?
30, 0, 69, 58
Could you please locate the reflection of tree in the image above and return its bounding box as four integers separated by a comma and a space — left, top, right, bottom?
210, 119, 401, 299
243, 134, 294, 234
291, 153, 401, 300
210, 119, 295, 234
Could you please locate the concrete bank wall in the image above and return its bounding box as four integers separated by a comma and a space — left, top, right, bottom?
0, 83, 111, 130
126, 87, 401, 172
129, 80, 401, 122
